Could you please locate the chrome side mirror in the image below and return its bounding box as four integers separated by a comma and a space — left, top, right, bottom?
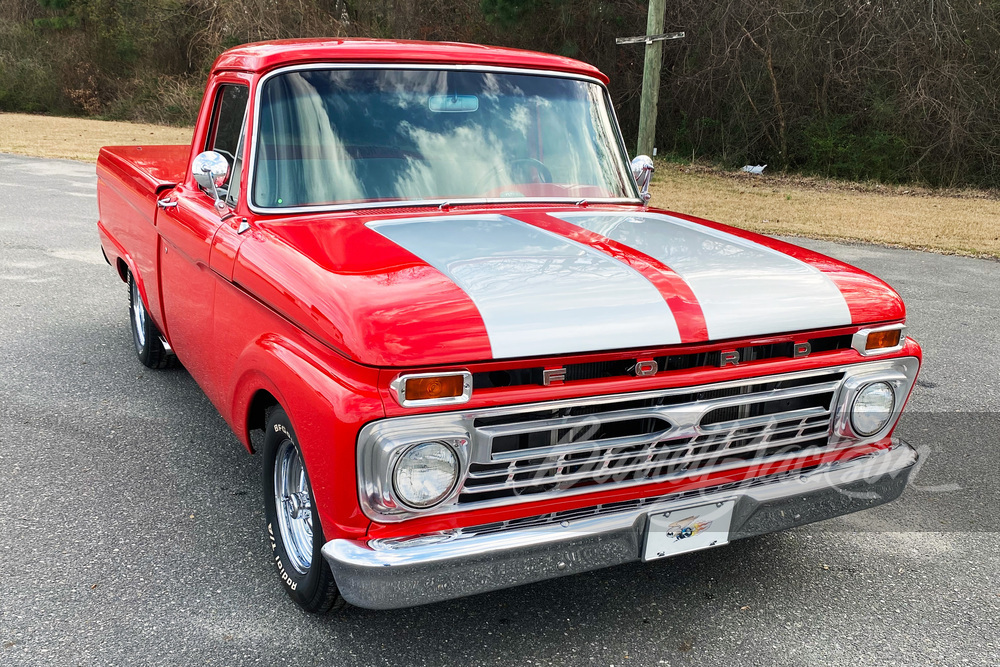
630, 155, 654, 203
191, 151, 230, 215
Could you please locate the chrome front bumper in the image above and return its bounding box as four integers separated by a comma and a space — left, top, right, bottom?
323, 441, 918, 609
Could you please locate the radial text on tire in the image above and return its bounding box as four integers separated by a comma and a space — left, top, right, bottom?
261, 405, 344, 613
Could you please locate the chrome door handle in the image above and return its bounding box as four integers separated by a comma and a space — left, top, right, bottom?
157, 197, 178, 209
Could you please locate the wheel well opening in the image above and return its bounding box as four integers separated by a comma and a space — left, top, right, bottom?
247, 389, 279, 453
116, 258, 129, 283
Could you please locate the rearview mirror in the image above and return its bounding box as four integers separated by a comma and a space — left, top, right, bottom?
191, 151, 230, 215
630, 155, 654, 203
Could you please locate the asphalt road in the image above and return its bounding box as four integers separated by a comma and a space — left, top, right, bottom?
1, 152, 997, 666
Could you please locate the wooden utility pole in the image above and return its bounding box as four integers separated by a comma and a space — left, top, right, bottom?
638, 0, 666, 157
616, 2, 684, 157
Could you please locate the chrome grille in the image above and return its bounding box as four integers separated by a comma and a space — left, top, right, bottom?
458, 371, 844, 504
358, 357, 920, 522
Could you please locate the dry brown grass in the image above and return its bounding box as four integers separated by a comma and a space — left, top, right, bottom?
650, 163, 1000, 260
2, 112, 997, 259
0, 113, 191, 162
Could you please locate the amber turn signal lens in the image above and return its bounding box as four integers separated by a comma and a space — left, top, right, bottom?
404, 375, 465, 401
865, 329, 901, 351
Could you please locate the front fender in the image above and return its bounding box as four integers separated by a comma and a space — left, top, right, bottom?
229, 332, 384, 539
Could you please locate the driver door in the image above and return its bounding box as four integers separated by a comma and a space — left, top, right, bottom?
157, 83, 249, 403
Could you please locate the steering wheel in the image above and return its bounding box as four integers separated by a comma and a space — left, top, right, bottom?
476, 158, 553, 194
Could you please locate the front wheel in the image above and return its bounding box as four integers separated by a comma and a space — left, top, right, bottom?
262, 406, 344, 613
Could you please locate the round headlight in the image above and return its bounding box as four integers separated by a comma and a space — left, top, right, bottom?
850, 382, 896, 436
392, 442, 459, 509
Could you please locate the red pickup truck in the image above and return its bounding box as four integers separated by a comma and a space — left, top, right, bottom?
96, 39, 921, 612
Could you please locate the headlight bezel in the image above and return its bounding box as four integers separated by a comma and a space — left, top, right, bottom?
357, 422, 471, 519
831, 358, 917, 444
849, 381, 897, 437
391, 440, 461, 509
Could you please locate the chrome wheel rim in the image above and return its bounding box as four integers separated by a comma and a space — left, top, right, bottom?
131, 279, 147, 348
274, 438, 313, 575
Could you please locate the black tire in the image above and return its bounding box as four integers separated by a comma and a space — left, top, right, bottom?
262, 405, 345, 613
128, 272, 176, 369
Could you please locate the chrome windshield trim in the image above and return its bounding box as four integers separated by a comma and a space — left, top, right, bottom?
245, 62, 642, 215
250, 197, 643, 216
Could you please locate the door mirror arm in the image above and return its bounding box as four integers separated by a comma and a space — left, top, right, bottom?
630, 155, 654, 204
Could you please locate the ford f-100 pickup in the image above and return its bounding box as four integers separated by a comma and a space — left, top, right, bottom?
96, 38, 921, 612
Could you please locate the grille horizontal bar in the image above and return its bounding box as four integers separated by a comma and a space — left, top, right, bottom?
468, 411, 826, 481
463, 415, 832, 495
457, 371, 844, 504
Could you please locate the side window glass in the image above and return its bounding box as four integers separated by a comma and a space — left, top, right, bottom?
206, 84, 249, 203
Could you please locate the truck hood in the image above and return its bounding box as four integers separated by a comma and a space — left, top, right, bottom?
234, 206, 904, 367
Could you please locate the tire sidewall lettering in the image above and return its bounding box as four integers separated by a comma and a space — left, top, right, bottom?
265, 423, 309, 598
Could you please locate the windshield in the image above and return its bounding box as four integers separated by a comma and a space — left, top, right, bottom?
251, 67, 637, 209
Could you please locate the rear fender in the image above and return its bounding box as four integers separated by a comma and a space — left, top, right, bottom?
97, 221, 161, 333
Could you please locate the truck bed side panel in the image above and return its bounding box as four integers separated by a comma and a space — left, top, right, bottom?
96, 145, 189, 335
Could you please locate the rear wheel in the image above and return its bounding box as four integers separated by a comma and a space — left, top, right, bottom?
262, 405, 344, 613
128, 272, 176, 369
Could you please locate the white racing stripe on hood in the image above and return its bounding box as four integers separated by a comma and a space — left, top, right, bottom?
367, 214, 680, 358
555, 212, 852, 340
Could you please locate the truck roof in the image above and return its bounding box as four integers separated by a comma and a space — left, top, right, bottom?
211, 38, 609, 84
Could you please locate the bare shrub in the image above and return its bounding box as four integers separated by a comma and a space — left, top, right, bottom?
66, 66, 102, 115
